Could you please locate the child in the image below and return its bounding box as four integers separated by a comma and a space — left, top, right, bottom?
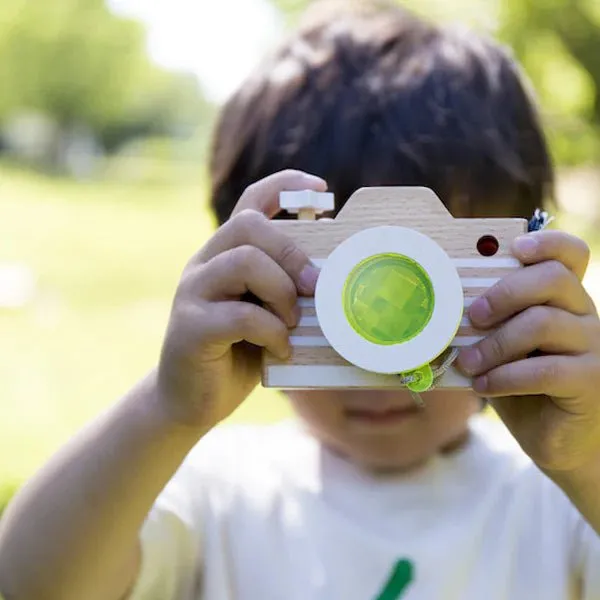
1, 2, 600, 599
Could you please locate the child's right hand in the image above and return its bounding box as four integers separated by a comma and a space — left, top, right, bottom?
154, 170, 327, 432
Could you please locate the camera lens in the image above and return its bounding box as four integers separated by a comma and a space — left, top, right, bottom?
342, 253, 435, 346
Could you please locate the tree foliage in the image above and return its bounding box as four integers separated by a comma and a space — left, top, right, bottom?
0, 0, 212, 155
0, 0, 150, 127
498, 0, 600, 163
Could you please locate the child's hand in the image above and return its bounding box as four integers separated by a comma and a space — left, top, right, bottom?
155, 170, 326, 431
457, 230, 600, 475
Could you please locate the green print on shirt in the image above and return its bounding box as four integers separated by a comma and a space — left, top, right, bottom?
374, 559, 414, 600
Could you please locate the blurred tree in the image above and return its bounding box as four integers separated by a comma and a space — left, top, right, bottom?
498, 0, 600, 164
99, 70, 214, 153
0, 0, 148, 130
0, 0, 213, 172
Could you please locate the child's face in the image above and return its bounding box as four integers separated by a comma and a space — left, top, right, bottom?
286, 389, 481, 472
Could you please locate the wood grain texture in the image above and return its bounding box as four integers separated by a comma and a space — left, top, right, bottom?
265, 345, 483, 369
264, 365, 472, 389
261, 187, 526, 390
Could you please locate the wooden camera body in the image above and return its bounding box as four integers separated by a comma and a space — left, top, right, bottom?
261, 187, 527, 390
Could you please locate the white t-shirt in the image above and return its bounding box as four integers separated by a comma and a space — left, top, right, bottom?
128, 415, 600, 600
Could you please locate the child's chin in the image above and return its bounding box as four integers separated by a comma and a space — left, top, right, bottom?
329, 432, 437, 473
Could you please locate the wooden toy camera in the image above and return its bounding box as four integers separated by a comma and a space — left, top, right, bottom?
261, 187, 527, 391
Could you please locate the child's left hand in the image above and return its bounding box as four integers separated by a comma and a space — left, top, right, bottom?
456, 230, 600, 476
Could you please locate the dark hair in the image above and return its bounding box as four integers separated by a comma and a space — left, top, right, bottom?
209, 0, 554, 225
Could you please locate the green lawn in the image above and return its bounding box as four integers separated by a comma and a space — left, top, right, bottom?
2, 164, 600, 497
0, 165, 290, 491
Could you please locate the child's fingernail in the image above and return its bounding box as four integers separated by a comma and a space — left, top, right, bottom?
298, 264, 320, 294
513, 235, 539, 258
301, 173, 327, 188
470, 297, 492, 323
458, 347, 482, 375
286, 304, 301, 328
472, 375, 488, 394
277, 341, 292, 360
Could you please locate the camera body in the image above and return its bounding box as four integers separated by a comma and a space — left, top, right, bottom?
261, 187, 526, 390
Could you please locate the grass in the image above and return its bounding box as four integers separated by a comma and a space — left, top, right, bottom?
0, 165, 290, 490
2, 163, 600, 497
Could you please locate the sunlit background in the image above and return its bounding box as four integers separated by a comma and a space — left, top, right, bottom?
2, 0, 600, 509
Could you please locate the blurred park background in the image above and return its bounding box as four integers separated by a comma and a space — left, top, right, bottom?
2, 0, 600, 510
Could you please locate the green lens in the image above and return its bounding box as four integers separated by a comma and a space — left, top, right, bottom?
343, 253, 435, 345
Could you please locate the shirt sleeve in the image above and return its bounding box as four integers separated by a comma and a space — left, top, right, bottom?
574, 518, 600, 599
126, 451, 205, 600
540, 468, 600, 599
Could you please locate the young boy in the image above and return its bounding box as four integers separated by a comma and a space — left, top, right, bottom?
1, 3, 600, 599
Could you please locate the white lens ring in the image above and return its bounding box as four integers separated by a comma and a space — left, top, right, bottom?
314, 226, 464, 374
